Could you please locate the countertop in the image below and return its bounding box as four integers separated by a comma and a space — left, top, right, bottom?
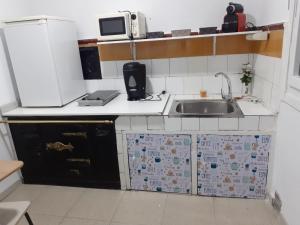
3, 94, 170, 117
2, 94, 275, 117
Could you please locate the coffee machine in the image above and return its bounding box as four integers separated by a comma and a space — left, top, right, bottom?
222, 2, 246, 33
123, 62, 146, 101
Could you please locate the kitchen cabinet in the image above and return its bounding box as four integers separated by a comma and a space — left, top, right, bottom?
8, 116, 120, 189
197, 134, 271, 198
127, 134, 192, 194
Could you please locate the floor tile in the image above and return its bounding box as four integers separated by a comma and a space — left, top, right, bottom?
60, 217, 106, 225
162, 194, 215, 225
214, 198, 273, 225
17, 213, 63, 225
67, 189, 124, 221
112, 191, 166, 225
4, 185, 285, 225
4, 184, 46, 202
29, 186, 84, 216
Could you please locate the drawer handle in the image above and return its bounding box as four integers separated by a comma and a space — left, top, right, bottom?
0, 120, 113, 124
46, 142, 74, 152
66, 158, 91, 165
69, 169, 81, 176
62, 132, 87, 139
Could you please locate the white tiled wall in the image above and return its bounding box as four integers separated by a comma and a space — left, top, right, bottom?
115, 115, 276, 133
87, 54, 283, 112
87, 54, 252, 96
252, 54, 283, 112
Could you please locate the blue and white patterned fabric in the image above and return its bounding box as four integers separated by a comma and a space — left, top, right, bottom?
197, 134, 271, 199
127, 134, 192, 194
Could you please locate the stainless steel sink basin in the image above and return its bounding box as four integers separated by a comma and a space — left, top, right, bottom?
169, 99, 244, 117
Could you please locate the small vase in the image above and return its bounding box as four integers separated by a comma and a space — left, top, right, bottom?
242, 83, 252, 96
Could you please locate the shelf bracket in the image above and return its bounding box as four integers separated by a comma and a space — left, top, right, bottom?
213, 36, 217, 55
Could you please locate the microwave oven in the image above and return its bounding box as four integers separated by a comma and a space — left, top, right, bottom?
97, 12, 146, 41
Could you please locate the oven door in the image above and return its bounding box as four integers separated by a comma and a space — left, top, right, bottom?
98, 14, 130, 41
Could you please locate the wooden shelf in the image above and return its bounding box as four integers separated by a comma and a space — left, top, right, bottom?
95, 30, 283, 61
98, 31, 261, 45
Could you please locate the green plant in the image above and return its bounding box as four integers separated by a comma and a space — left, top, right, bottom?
240, 63, 253, 86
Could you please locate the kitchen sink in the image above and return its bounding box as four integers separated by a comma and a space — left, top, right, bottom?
168, 99, 244, 117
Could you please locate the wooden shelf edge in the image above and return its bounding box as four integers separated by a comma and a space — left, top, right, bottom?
97, 31, 262, 45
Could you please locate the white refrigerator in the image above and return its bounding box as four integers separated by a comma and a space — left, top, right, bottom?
3, 16, 86, 107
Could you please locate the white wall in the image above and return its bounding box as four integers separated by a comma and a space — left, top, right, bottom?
271, 102, 300, 225
259, 0, 289, 25
26, 0, 288, 39
0, 0, 31, 195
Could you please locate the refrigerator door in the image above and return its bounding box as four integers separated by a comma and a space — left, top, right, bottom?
4, 20, 62, 107
47, 20, 86, 105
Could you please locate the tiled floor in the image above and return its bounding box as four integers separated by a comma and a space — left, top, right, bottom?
2, 184, 286, 225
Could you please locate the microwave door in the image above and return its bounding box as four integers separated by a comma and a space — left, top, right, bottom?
99, 17, 129, 40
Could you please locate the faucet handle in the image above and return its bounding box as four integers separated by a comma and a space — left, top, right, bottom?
221, 88, 226, 99
221, 88, 230, 101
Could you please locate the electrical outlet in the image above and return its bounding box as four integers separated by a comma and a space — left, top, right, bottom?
272, 191, 282, 212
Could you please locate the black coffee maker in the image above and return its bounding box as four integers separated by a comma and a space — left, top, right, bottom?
123, 62, 146, 101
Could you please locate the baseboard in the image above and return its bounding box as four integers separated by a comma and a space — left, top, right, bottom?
0, 179, 22, 201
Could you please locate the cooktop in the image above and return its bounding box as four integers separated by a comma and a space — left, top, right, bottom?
78, 90, 120, 106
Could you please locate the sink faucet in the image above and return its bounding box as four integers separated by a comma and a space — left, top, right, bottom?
214, 72, 232, 101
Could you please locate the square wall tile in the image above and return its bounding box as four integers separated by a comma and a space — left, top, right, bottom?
85, 80, 100, 93
100, 61, 118, 78
182, 118, 200, 130
164, 116, 182, 131
228, 54, 250, 73
115, 116, 131, 131
239, 116, 259, 131
116, 60, 132, 77
253, 54, 275, 83
146, 77, 166, 94
253, 76, 272, 106
152, 58, 170, 77
183, 76, 202, 94
147, 116, 165, 130
207, 55, 228, 73
219, 118, 238, 130
97, 79, 116, 90
139, 59, 152, 76
261, 81, 273, 108
259, 116, 275, 130
200, 118, 219, 130
252, 76, 264, 100
202, 74, 222, 94
166, 77, 184, 94
222, 74, 243, 95
170, 57, 188, 76
113, 78, 127, 93
187, 56, 208, 75
131, 116, 148, 130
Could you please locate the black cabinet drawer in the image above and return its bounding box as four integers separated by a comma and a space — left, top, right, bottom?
8, 116, 120, 189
